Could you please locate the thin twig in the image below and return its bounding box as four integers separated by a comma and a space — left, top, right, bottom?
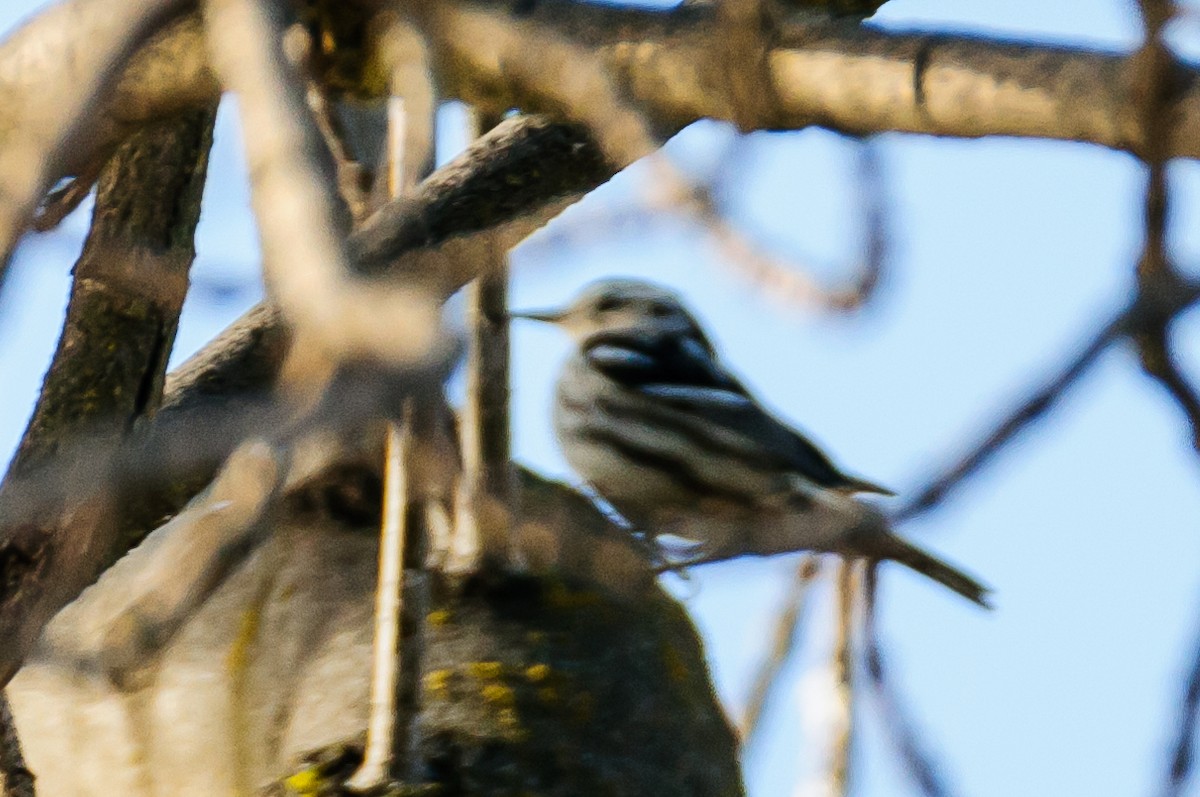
653, 135, 889, 313
1163, 587, 1200, 797
376, 14, 436, 200
452, 108, 513, 574
893, 309, 1124, 522
348, 420, 415, 790
861, 565, 957, 797
739, 555, 822, 746
307, 83, 374, 224
1135, 326, 1200, 454
455, 261, 513, 569
349, 53, 441, 788
826, 559, 859, 797
895, 265, 1200, 524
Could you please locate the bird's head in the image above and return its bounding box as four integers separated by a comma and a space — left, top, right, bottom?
511, 279, 708, 344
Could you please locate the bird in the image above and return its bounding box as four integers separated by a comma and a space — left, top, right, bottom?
512, 278, 990, 607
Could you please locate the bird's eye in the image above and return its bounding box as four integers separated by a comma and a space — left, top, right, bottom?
649, 302, 673, 318
595, 297, 624, 313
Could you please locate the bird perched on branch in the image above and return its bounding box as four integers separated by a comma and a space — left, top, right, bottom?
513, 279, 990, 607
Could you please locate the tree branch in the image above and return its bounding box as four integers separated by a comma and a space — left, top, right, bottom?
1129, 0, 1200, 458
201, 0, 441, 374
0, 0, 194, 282
6, 0, 1200, 214
738, 555, 821, 746
0, 106, 216, 687
893, 307, 1125, 522
894, 275, 1200, 522
77, 440, 279, 690
827, 559, 859, 796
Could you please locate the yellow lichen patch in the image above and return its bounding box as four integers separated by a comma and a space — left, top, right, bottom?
537, 686, 559, 705
497, 708, 528, 741
426, 609, 452, 627
282, 767, 323, 796
524, 663, 551, 683
481, 683, 516, 708
424, 668, 453, 695
467, 660, 504, 680
225, 606, 261, 676
320, 28, 336, 55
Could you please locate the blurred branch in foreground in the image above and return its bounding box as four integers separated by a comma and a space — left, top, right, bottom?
350, 48, 439, 789
202, 0, 443, 378
640, 134, 889, 313
0, 0, 191, 285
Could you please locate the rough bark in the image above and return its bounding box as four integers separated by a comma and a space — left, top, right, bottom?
4, 0, 1200, 204
0, 106, 216, 686
8, 468, 738, 797
0, 0, 194, 280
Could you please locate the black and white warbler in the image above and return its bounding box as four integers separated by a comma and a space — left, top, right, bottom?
514, 279, 989, 607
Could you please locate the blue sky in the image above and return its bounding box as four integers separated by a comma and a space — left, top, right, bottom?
3, 2, 1200, 796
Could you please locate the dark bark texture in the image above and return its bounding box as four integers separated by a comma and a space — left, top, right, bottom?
0, 106, 216, 685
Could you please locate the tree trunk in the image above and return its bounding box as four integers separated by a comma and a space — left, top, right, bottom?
7, 469, 743, 797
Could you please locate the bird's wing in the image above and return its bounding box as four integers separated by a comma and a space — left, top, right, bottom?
583, 331, 748, 396
582, 331, 894, 496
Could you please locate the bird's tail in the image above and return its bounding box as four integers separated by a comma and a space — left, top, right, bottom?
859, 534, 992, 609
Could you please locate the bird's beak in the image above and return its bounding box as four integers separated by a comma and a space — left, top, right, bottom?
508, 308, 567, 324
